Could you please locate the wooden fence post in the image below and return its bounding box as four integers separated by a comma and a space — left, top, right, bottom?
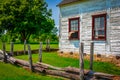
48, 39, 50, 51
79, 42, 84, 80
27, 44, 34, 72
24, 40, 26, 54
39, 42, 42, 62
90, 42, 94, 70
46, 39, 50, 51
10, 42, 14, 56
3, 42, 7, 63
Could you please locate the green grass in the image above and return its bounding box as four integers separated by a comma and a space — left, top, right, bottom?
0, 43, 58, 51
16, 52, 120, 75
0, 62, 65, 80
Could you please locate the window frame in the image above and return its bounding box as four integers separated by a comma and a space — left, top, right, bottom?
68, 17, 80, 40
92, 13, 107, 41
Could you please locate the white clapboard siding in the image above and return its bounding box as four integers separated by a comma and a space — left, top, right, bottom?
59, 0, 120, 55
110, 6, 120, 53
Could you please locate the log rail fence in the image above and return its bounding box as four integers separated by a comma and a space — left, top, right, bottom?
0, 42, 120, 80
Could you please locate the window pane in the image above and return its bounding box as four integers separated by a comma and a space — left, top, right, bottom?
94, 30, 105, 37
95, 18, 100, 30
100, 17, 104, 29
98, 30, 105, 36
94, 16, 105, 39
71, 32, 78, 38
70, 19, 78, 31
95, 17, 105, 30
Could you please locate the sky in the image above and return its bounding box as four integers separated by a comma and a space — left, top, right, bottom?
45, 0, 62, 27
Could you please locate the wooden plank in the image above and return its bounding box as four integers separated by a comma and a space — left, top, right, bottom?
37, 62, 62, 70
110, 8, 120, 13
94, 72, 114, 79
46, 70, 79, 80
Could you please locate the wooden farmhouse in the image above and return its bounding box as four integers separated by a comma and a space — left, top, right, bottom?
57, 0, 120, 55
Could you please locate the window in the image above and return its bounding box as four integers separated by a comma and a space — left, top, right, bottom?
69, 17, 79, 40
92, 14, 106, 40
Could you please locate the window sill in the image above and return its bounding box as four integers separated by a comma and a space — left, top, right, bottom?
69, 38, 79, 40
92, 40, 106, 43
93, 39, 106, 41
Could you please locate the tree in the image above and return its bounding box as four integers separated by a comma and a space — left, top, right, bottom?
52, 27, 58, 35
0, 0, 54, 42
0, 27, 3, 37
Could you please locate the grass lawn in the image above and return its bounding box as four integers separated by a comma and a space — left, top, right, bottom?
16, 52, 120, 76
0, 43, 58, 51
0, 62, 65, 80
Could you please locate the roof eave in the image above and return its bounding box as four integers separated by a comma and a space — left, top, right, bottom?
57, 0, 88, 7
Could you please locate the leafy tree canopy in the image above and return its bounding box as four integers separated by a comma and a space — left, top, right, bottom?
0, 0, 54, 42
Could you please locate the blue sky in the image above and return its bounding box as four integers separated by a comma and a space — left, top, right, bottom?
45, 0, 62, 27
